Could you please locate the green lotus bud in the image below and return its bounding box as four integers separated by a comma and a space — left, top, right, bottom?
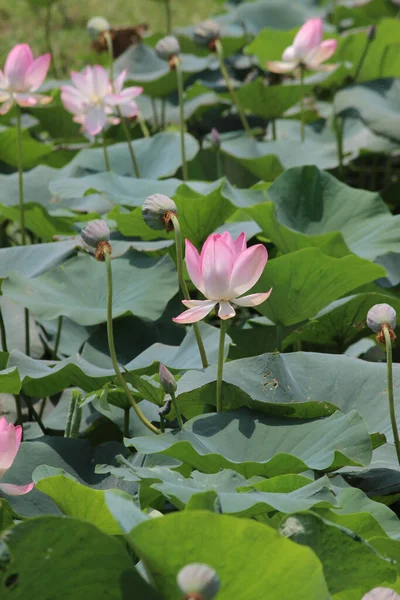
159, 363, 177, 395
81, 219, 112, 261
156, 35, 180, 61
362, 589, 400, 600
194, 20, 221, 48
177, 563, 220, 600
87, 16, 111, 39
210, 127, 220, 149
367, 304, 396, 333
142, 194, 178, 232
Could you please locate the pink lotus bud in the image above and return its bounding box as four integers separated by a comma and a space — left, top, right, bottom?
0, 417, 34, 496
177, 563, 220, 600
210, 127, 220, 148
159, 363, 177, 395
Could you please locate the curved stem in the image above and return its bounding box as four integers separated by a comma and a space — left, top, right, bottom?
123, 407, 130, 437
24, 308, 30, 357
102, 136, 111, 171
175, 60, 188, 180
0, 306, 8, 352
53, 315, 63, 358
383, 325, 400, 465
216, 320, 227, 412
105, 253, 159, 435
215, 40, 252, 138
171, 214, 208, 368
22, 393, 46, 434
16, 107, 26, 245
354, 36, 372, 82
171, 390, 183, 428
300, 66, 305, 143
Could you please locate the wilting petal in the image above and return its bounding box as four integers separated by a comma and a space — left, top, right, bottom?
24, 53, 50, 91
0, 98, 14, 115
4, 44, 33, 90
233, 290, 272, 307
267, 60, 297, 74
306, 39, 337, 69
293, 18, 323, 60
92, 65, 111, 98
218, 301, 236, 320
229, 244, 268, 297
61, 85, 86, 114
0, 482, 34, 496
84, 104, 107, 136
185, 239, 205, 295
14, 92, 39, 107
173, 300, 216, 324
71, 69, 94, 99
201, 235, 235, 299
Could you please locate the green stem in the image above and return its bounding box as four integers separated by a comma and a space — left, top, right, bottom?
119, 110, 140, 177
16, 107, 26, 245
151, 98, 160, 130
53, 315, 63, 358
175, 60, 188, 180
137, 112, 150, 138
216, 320, 227, 412
215, 40, 252, 138
0, 306, 8, 352
300, 66, 305, 143
383, 325, 400, 465
276, 324, 282, 353
123, 407, 130, 437
23, 394, 46, 434
64, 393, 75, 437
104, 32, 114, 82
272, 119, 277, 141
354, 37, 372, 82
159, 415, 165, 433
171, 390, 183, 428
216, 149, 223, 180
69, 396, 82, 439
102, 136, 111, 171
105, 252, 159, 434
161, 98, 167, 130
171, 214, 208, 368
14, 394, 23, 427
165, 0, 172, 33
335, 115, 344, 180
24, 308, 30, 357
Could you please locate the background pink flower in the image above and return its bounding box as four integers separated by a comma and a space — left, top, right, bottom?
267, 18, 337, 74
0, 44, 52, 115
173, 232, 272, 324
0, 417, 34, 496
61, 65, 143, 136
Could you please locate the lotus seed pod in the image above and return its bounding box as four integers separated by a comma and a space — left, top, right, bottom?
142, 194, 178, 232
194, 20, 221, 47
362, 588, 400, 600
210, 127, 220, 148
156, 35, 181, 61
81, 219, 110, 248
87, 16, 111, 39
366, 304, 396, 333
177, 563, 220, 600
159, 363, 177, 395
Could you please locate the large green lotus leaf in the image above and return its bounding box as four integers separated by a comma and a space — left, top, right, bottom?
0, 202, 77, 241
0, 127, 52, 168
129, 511, 329, 600
0, 517, 159, 600
0, 241, 79, 279
115, 44, 211, 97
281, 513, 396, 596
248, 165, 400, 261
133, 467, 337, 515
0, 165, 58, 207
61, 131, 199, 178
126, 409, 372, 477
283, 291, 400, 350
33, 471, 140, 535
2, 251, 178, 325
333, 0, 397, 28
253, 247, 385, 326
335, 78, 400, 144
175, 352, 400, 440
340, 444, 400, 497
244, 26, 296, 63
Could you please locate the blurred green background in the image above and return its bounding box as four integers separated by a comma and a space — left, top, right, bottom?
0, 0, 220, 72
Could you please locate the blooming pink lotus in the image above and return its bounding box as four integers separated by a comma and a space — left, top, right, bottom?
173, 232, 272, 324
267, 18, 337, 74
0, 417, 34, 496
0, 44, 51, 115
61, 65, 143, 136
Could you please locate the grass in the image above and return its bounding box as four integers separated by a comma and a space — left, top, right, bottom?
0, 0, 221, 74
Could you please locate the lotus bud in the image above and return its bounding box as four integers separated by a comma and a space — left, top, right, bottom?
367, 25, 376, 42
210, 127, 220, 149
194, 20, 221, 51
367, 303, 396, 342
158, 398, 172, 417
87, 16, 111, 39
156, 35, 180, 61
81, 219, 112, 262
159, 363, 177, 395
142, 193, 178, 232
177, 563, 220, 600
362, 589, 400, 600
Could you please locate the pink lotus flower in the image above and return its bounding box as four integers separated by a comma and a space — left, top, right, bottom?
0, 417, 34, 496
0, 44, 51, 115
61, 65, 143, 136
173, 232, 272, 324
267, 18, 337, 74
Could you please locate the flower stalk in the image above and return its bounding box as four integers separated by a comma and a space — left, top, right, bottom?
383, 325, 400, 465
215, 40, 252, 138
102, 135, 111, 171
174, 58, 189, 180
216, 320, 227, 412
170, 389, 184, 428
0, 306, 8, 352
16, 106, 26, 245
53, 315, 63, 358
